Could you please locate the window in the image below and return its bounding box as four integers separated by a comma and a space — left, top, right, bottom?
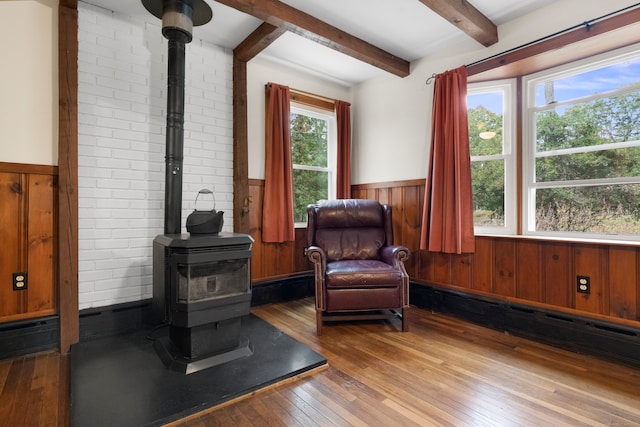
290, 104, 336, 226
468, 43, 640, 242
523, 45, 640, 240
467, 80, 517, 235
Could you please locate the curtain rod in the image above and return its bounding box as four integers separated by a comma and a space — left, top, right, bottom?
265, 82, 338, 105
426, 2, 640, 85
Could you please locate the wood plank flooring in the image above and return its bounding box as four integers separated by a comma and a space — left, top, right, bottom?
2, 297, 640, 426
174, 298, 640, 426
0, 350, 69, 427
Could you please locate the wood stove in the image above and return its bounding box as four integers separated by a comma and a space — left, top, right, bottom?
152, 232, 254, 373
141, 0, 256, 373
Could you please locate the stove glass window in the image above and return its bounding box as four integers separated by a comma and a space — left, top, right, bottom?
176, 259, 249, 303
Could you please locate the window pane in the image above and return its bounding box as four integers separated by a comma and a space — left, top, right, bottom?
293, 169, 328, 223
536, 92, 640, 153
471, 160, 505, 226
291, 113, 328, 167
468, 83, 514, 233
534, 57, 640, 106
468, 92, 504, 156
535, 184, 640, 234
536, 146, 640, 182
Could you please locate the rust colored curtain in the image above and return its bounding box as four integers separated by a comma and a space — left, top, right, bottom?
263, 83, 295, 243
336, 100, 352, 199
420, 66, 475, 254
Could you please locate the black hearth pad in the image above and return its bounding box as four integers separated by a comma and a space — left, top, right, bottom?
70, 314, 326, 427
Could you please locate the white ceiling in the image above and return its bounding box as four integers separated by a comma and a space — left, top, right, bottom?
82, 0, 556, 86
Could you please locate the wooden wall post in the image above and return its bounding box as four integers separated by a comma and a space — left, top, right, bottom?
58, 0, 79, 353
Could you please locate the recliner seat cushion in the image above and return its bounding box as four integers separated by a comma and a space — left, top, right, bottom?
325, 260, 403, 288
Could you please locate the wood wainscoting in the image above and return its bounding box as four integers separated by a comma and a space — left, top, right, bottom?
249, 177, 640, 328
0, 162, 57, 323
248, 179, 311, 282
413, 236, 640, 323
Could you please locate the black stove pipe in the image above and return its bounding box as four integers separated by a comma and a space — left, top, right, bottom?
141, 0, 212, 235
164, 33, 188, 235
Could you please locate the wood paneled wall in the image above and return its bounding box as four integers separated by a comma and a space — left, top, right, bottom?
0, 163, 57, 322
250, 177, 640, 327
248, 179, 310, 282
415, 237, 640, 322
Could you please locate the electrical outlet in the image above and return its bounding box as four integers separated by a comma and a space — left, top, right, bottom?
13, 272, 27, 291
577, 275, 590, 294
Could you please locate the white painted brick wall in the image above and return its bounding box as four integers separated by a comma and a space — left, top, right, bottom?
78, 3, 234, 309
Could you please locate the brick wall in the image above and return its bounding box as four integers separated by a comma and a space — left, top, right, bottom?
77, 3, 233, 309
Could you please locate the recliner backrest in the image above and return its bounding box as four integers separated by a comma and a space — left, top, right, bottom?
307, 199, 394, 262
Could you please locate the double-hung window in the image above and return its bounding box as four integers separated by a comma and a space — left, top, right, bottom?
523, 46, 640, 240
467, 80, 517, 235
290, 104, 336, 226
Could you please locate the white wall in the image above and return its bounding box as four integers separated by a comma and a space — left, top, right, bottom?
0, 0, 57, 165
77, 3, 234, 309
351, 0, 640, 185
246, 57, 352, 179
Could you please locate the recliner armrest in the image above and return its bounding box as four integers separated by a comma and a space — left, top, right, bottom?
306, 245, 327, 272
306, 245, 328, 311
380, 245, 410, 267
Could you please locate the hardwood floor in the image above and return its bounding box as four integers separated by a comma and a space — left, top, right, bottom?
2, 298, 640, 426
0, 351, 69, 427
174, 298, 640, 426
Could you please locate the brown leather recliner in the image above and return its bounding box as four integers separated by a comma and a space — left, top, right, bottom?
306, 199, 410, 335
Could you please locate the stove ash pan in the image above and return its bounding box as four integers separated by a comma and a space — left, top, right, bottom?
152, 233, 254, 328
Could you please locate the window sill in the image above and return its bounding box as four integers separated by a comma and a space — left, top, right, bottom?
474, 232, 640, 247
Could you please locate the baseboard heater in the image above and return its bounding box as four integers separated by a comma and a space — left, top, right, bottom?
75, 276, 315, 341
251, 274, 314, 306
79, 300, 156, 340
8, 277, 635, 368
410, 282, 640, 370
0, 316, 59, 359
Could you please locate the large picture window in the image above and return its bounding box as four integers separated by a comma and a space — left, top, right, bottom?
290, 104, 336, 225
523, 45, 640, 240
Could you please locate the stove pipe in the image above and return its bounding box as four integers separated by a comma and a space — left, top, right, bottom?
141, 0, 212, 234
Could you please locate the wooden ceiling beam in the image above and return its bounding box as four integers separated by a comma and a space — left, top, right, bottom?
234, 22, 287, 62
417, 0, 498, 47
217, 0, 410, 77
